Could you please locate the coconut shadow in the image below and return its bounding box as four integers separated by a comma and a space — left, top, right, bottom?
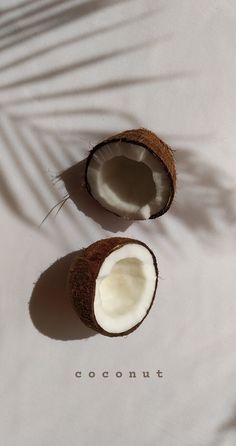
29, 250, 96, 340
59, 158, 132, 232
218, 408, 236, 438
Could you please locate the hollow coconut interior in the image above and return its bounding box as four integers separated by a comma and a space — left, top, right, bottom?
94, 243, 157, 334
87, 141, 171, 219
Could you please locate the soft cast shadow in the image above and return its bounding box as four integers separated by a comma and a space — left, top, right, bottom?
60, 158, 131, 232
155, 147, 236, 243
219, 410, 236, 433
0, 0, 45, 14
0, 40, 175, 92
211, 409, 236, 445
0, 0, 129, 52
29, 250, 96, 340
0, 162, 35, 227
0, 116, 53, 227
173, 148, 236, 231
3, 72, 187, 107
0, 10, 160, 73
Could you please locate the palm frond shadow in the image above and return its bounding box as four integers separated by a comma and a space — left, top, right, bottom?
0, 9, 158, 73
1, 0, 152, 229
0, 114, 72, 230
0, 41, 178, 93
0, 0, 39, 14
0, 115, 52, 226
3, 72, 185, 108
1, 0, 234, 244
0, 0, 130, 52
157, 148, 236, 240
25, 106, 142, 123
0, 164, 35, 227
1, 0, 75, 30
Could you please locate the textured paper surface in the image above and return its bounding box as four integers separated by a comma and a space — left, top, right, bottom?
1, 1, 236, 445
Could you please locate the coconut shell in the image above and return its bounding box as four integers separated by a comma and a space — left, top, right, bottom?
85, 128, 176, 219
68, 237, 158, 337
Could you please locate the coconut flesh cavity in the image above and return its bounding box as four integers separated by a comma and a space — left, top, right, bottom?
69, 238, 158, 336
86, 128, 176, 220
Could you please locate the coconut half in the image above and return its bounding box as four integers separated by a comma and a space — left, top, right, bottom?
86, 128, 176, 220
69, 237, 158, 337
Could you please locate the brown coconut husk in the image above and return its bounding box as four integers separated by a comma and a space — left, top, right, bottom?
85, 128, 176, 219
68, 237, 158, 337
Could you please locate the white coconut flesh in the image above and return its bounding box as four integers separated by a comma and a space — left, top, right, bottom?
94, 243, 157, 334
87, 141, 171, 219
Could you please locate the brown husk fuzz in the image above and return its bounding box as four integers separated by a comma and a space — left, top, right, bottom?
85, 128, 176, 219
68, 237, 158, 337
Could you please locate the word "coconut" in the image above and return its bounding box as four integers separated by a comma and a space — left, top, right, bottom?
75, 370, 163, 378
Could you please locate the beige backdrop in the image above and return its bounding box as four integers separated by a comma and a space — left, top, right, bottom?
1, 0, 236, 445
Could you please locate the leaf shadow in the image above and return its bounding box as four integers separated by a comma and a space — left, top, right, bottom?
0, 41, 177, 93
0, 163, 35, 227
0, 115, 52, 226
0, 0, 130, 52
157, 147, 236, 241
0, 9, 158, 73
1, 0, 234, 245
29, 250, 96, 340
0, 0, 40, 14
